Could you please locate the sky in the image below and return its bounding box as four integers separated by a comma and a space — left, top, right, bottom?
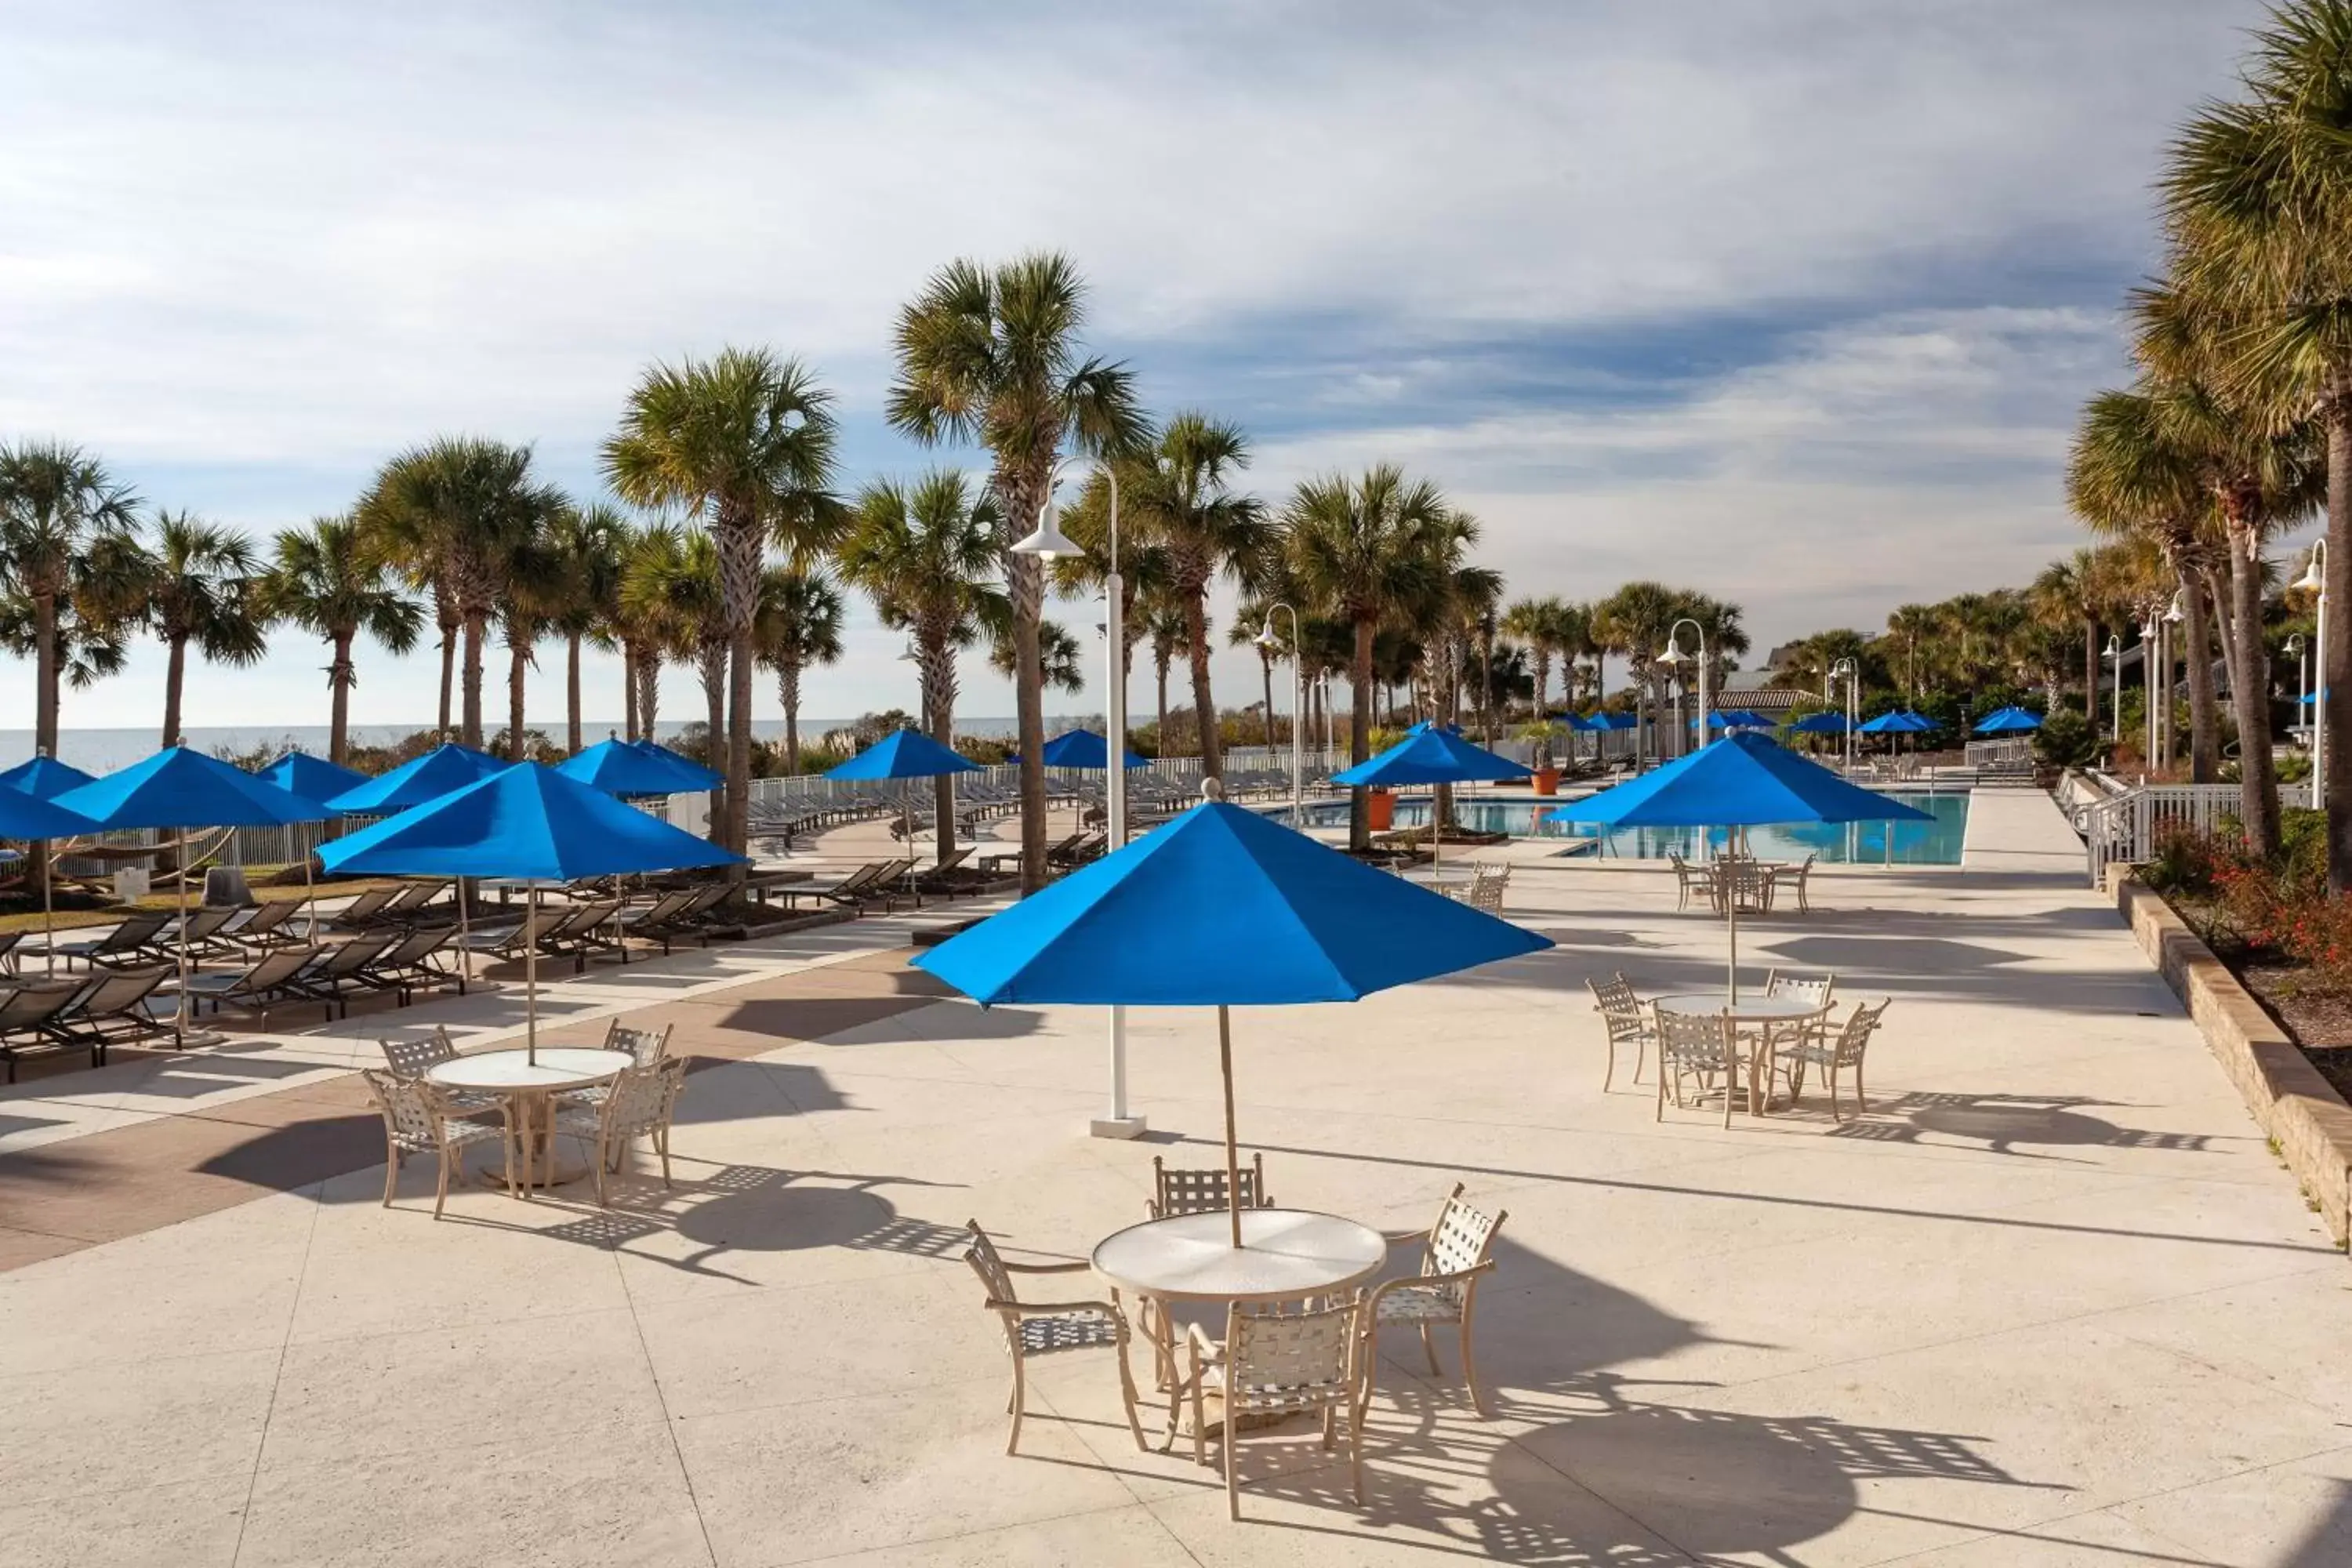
0, 0, 2289, 738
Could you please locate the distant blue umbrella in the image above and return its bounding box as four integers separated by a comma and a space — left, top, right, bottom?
0, 790, 97, 841
1010, 730, 1149, 770
631, 740, 722, 790
915, 801, 1551, 1242
1857, 710, 1936, 734
1590, 712, 1639, 731
257, 751, 369, 807
1330, 727, 1529, 787
1566, 713, 1607, 733
1543, 731, 1931, 998
1973, 707, 2042, 735
57, 746, 336, 1038
322, 762, 744, 1060
325, 742, 503, 814
558, 736, 721, 797
1788, 712, 1850, 734
0, 754, 96, 800
826, 728, 982, 780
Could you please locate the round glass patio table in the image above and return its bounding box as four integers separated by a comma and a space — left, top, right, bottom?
1650, 994, 1827, 1114
426, 1047, 631, 1192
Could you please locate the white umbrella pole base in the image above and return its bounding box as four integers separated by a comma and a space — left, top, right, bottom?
1089, 1115, 1149, 1140
175, 1026, 229, 1050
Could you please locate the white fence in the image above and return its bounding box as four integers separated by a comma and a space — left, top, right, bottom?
2070, 773, 2316, 888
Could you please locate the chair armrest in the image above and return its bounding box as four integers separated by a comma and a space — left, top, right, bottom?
982, 1297, 1126, 1319
1369, 1261, 1496, 1301
997, 1257, 1091, 1274
1184, 1321, 1224, 1360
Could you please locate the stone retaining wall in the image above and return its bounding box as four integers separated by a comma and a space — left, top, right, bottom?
2111, 869, 2352, 1247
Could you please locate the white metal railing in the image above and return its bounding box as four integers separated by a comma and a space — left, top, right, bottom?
1963, 738, 2034, 770
2076, 778, 2316, 888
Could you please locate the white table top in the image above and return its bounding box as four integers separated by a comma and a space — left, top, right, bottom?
426, 1047, 632, 1092
1092, 1208, 1388, 1303
1651, 993, 1824, 1021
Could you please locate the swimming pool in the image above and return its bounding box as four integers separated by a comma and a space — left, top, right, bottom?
1312, 791, 1969, 865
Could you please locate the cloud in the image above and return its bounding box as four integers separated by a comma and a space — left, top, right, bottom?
0, 0, 2271, 728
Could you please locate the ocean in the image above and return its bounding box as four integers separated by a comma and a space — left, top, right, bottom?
0, 717, 1031, 774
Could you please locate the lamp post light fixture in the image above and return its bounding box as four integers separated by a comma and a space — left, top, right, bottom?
2160, 591, 2185, 771
1011, 459, 1145, 1142
2299, 540, 2328, 803
1657, 618, 1710, 764
1828, 657, 1858, 772
2103, 634, 2122, 749
1256, 603, 1305, 828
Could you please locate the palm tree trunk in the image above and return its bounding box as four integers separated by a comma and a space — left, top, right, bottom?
715, 514, 764, 862
1003, 479, 1049, 895
460, 613, 485, 749
700, 644, 726, 845
639, 652, 661, 739
2226, 523, 2281, 856
329, 632, 354, 766
506, 637, 528, 760
565, 633, 583, 756
1348, 617, 1375, 853
1182, 590, 1221, 781
2329, 398, 2352, 891
920, 633, 958, 866
622, 644, 639, 742
1156, 652, 1171, 746
2182, 575, 2220, 785
33, 591, 58, 759
2082, 619, 2099, 727
161, 633, 187, 748
777, 660, 803, 774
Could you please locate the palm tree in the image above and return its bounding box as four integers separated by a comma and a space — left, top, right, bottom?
887, 252, 1147, 890
1120, 413, 1264, 779
1502, 596, 1566, 719
494, 512, 568, 761
755, 568, 845, 774
355, 437, 558, 749
619, 524, 730, 805
544, 503, 627, 756
108, 510, 270, 748
839, 472, 1007, 859
1283, 465, 1451, 851
1051, 477, 1174, 762
611, 520, 677, 741
262, 517, 424, 764
604, 348, 844, 854
1593, 581, 1683, 768
1137, 590, 1190, 746
989, 618, 1087, 695
2163, 4, 2352, 879
0, 441, 140, 758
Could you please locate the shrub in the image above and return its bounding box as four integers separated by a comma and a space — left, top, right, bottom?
2143, 820, 2221, 898
2034, 710, 2097, 769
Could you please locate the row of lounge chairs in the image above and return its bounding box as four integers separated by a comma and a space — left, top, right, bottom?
0, 964, 181, 1080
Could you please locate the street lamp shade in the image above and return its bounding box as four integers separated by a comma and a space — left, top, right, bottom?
2296, 547, 2327, 593
2164, 593, 2184, 624
1011, 500, 1082, 561
1656, 642, 1685, 668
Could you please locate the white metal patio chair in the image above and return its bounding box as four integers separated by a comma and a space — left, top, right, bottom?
1182, 1299, 1366, 1520
1653, 1005, 1737, 1127
964, 1220, 1145, 1457
360, 1066, 514, 1218
1363, 1181, 1506, 1418
1588, 972, 1652, 1090
1773, 999, 1891, 1122
551, 1056, 686, 1204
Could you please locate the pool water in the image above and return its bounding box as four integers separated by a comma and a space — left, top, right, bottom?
1324, 791, 1969, 866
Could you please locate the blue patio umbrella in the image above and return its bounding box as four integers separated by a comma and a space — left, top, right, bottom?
0, 786, 100, 978
1591, 712, 1639, 731
1973, 707, 2042, 735
257, 751, 369, 806
915, 800, 1551, 1242
1332, 726, 1531, 867
0, 754, 96, 799
57, 745, 336, 1037
828, 728, 985, 849
1541, 731, 1932, 1000
1566, 713, 1606, 732
322, 761, 744, 1061
1857, 710, 1936, 734
325, 742, 503, 814
1788, 712, 1850, 734
1012, 730, 1149, 770
631, 740, 723, 790
557, 735, 721, 797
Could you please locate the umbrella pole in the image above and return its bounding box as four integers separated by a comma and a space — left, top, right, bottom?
1218, 1004, 1242, 1249
525, 883, 539, 1066
176, 828, 191, 1046
40, 837, 53, 978
1726, 878, 1740, 1005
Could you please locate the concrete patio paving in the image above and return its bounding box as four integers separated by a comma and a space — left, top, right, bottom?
3, 789, 2349, 1566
